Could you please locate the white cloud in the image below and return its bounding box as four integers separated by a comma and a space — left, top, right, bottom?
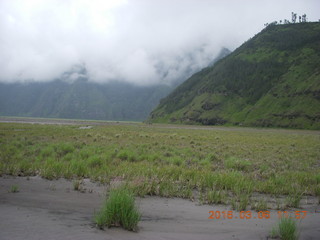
0, 0, 319, 85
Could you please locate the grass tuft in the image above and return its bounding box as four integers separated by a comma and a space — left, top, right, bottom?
73, 179, 84, 192
285, 194, 302, 208
251, 199, 268, 211
206, 190, 227, 204
94, 187, 140, 231
231, 194, 250, 211
9, 185, 19, 193
270, 217, 298, 240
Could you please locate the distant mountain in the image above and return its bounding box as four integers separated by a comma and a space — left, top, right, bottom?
0, 79, 171, 121
0, 48, 230, 121
149, 23, 320, 129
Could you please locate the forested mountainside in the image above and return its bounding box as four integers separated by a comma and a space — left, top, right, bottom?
149, 22, 320, 129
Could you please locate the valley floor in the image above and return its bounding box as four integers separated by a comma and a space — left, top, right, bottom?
1, 117, 319, 239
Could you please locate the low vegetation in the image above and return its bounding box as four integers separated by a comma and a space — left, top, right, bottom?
73, 179, 85, 192
0, 122, 319, 210
251, 200, 268, 212
270, 217, 299, 240
95, 187, 140, 231
9, 185, 19, 193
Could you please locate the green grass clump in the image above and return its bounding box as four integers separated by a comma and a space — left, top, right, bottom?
9, 185, 19, 193
224, 157, 253, 172
205, 190, 227, 204
95, 187, 140, 231
270, 218, 298, 240
285, 194, 302, 208
231, 194, 250, 211
251, 199, 268, 211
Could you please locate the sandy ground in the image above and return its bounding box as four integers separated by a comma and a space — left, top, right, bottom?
1, 116, 320, 136
0, 117, 129, 126
1, 176, 319, 240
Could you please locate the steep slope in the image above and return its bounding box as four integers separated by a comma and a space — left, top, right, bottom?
149, 23, 320, 129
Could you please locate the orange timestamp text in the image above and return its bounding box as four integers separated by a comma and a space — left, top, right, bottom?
208, 210, 308, 220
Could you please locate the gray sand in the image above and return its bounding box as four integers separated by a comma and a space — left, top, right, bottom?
0, 176, 319, 240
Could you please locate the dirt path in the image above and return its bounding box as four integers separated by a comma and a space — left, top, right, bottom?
1, 176, 319, 240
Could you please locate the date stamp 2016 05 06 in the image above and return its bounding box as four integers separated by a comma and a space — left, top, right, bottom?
208, 210, 308, 220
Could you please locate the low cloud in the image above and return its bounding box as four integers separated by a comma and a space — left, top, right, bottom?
0, 0, 318, 85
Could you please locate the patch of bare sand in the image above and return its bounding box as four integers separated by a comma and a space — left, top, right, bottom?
0, 176, 319, 240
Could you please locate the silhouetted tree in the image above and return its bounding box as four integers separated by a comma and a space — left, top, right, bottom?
291, 12, 297, 23
302, 14, 307, 22
284, 19, 290, 24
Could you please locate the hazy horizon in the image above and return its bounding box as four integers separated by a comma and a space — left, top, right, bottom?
0, 0, 319, 86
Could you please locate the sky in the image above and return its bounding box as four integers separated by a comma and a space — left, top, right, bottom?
0, 0, 319, 85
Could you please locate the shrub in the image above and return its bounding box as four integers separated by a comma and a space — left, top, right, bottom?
95, 187, 140, 231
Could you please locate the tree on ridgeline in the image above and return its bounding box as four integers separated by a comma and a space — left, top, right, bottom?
264, 12, 309, 28
292, 12, 297, 23
302, 14, 307, 22
284, 19, 290, 24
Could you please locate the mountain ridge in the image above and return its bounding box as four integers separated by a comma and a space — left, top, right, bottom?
149, 22, 320, 129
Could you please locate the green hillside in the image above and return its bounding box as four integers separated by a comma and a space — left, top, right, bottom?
149, 22, 320, 129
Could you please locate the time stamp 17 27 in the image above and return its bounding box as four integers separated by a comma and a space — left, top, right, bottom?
208, 210, 308, 220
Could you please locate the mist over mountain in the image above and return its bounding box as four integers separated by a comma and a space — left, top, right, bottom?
0, 48, 230, 121
149, 23, 320, 129
0, 79, 170, 121
1, 0, 318, 85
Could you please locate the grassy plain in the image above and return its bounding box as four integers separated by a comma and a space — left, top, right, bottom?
0, 122, 319, 210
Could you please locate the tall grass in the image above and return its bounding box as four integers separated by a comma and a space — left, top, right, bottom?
271, 218, 298, 240
95, 187, 140, 231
